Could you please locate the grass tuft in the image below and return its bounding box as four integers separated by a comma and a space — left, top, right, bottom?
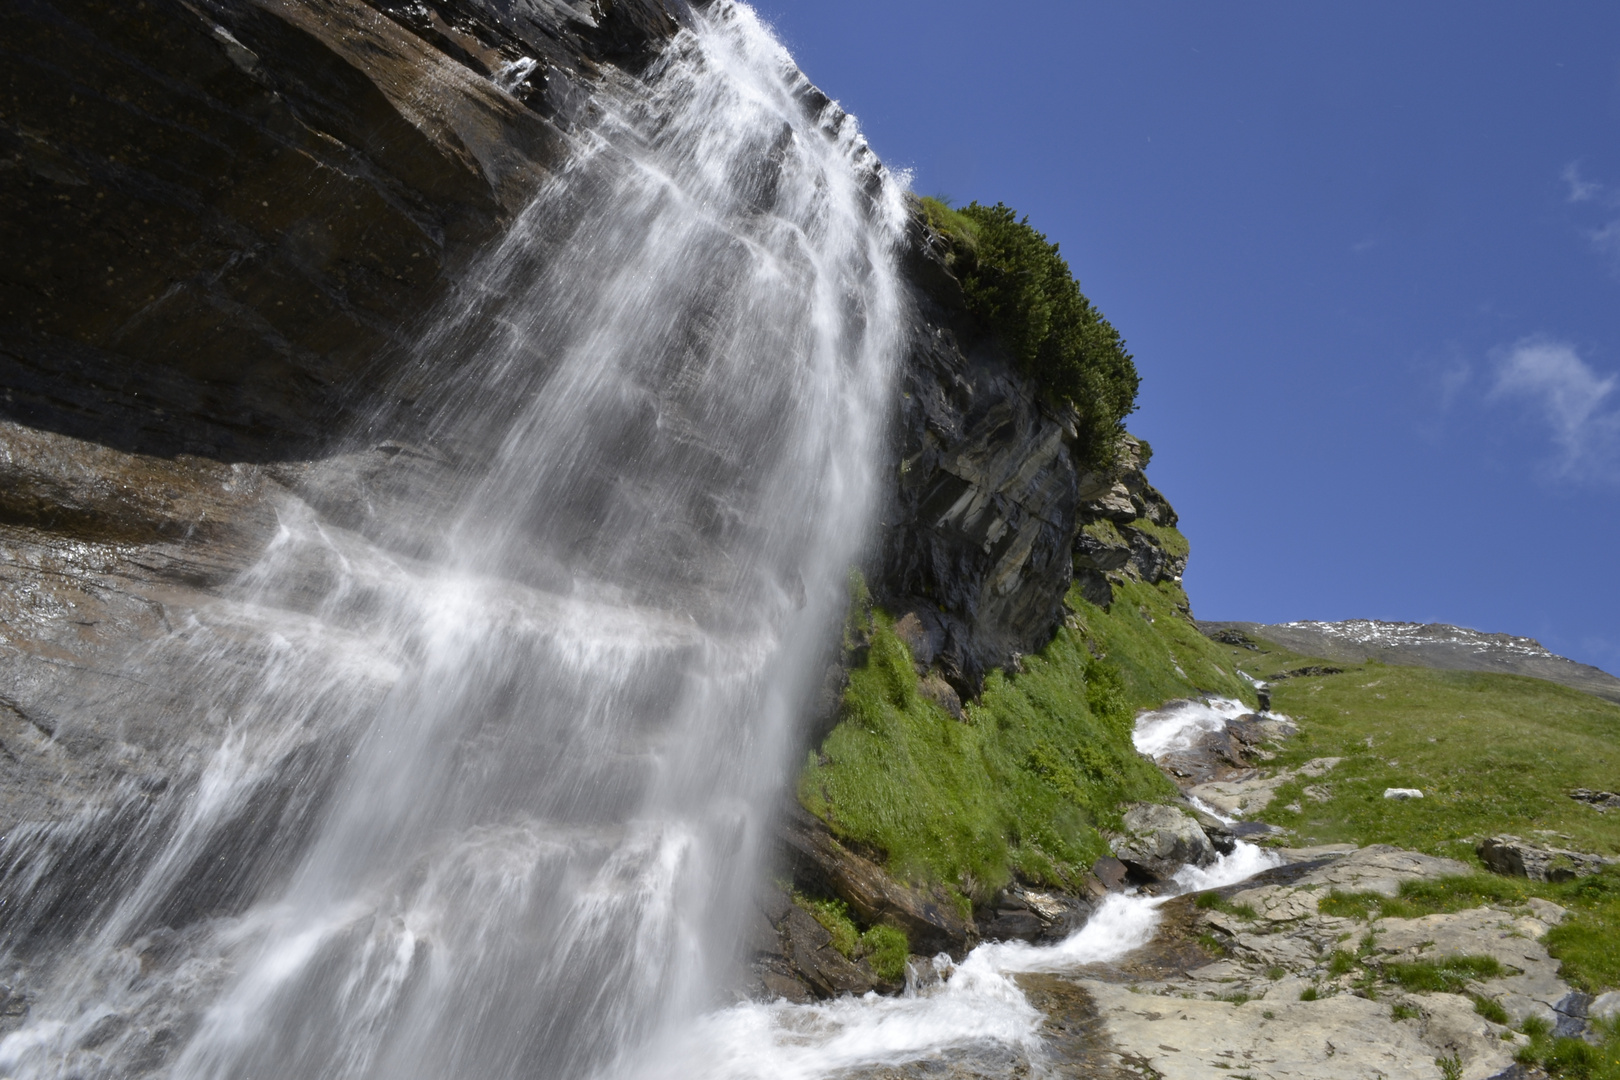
1381, 954, 1503, 993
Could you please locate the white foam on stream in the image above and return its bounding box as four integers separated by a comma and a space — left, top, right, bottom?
636, 712, 1285, 1080
1130, 696, 1256, 760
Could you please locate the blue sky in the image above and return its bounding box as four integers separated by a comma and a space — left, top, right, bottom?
749, 1, 1620, 674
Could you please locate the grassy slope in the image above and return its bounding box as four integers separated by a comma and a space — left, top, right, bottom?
799, 564, 1252, 901
1218, 633, 1620, 994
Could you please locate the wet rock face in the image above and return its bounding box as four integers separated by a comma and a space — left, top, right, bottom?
0, 0, 686, 462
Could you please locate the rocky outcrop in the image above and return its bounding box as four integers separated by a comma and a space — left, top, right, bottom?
740, 886, 887, 1003
1477, 835, 1615, 883
1066, 844, 1559, 1079
873, 213, 1191, 695
1, 0, 686, 462
1071, 438, 1186, 609
874, 233, 1082, 693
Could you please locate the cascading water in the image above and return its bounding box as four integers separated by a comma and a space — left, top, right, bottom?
0, 5, 909, 1077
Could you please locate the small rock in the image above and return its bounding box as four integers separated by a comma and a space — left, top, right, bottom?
1569, 788, 1620, 812
1383, 788, 1423, 800
1590, 991, 1620, 1022
917, 671, 962, 720
1092, 856, 1130, 891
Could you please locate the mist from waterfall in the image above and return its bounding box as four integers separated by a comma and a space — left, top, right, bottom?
0, 5, 909, 1077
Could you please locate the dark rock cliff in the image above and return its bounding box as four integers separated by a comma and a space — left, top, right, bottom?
1, 0, 685, 461
873, 216, 1185, 695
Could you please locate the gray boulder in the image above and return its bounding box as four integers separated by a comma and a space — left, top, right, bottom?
1111, 803, 1217, 881
1477, 836, 1614, 882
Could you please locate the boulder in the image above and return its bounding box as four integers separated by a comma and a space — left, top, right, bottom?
1110, 803, 1217, 881
1092, 856, 1130, 892
1383, 788, 1424, 800
778, 807, 975, 956
978, 883, 1093, 944
1477, 836, 1613, 883
1570, 789, 1620, 812
1185, 805, 1238, 855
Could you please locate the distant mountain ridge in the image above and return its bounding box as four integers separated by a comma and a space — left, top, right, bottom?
1200, 619, 1620, 705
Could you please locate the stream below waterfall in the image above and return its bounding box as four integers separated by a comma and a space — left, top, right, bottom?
628, 701, 1285, 1080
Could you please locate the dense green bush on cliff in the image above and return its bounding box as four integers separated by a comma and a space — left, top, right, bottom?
919, 197, 1140, 469
798, 569, 1253, 902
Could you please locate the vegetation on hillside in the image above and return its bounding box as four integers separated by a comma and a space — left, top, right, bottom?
918, 196, 1139, 470
1220, 632, 1620, 996
1221, 648, 1620, 859
797, 565, 1252, 904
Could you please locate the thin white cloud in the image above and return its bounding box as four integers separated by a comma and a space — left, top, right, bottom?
1594, 219, 1620, 259
1563, 163, 1620, 270
1490, 337, 1619, 478
1562, 161, 1601, 203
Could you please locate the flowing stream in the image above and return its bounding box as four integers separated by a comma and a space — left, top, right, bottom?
0, 5, 1288, 1078
635, 702, 1283, 1080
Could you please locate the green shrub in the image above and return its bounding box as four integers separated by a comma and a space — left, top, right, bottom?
801, 895, 860, 957
860, 924, 911, 982
796, 895, 912, 982
922, 197, 1140, 470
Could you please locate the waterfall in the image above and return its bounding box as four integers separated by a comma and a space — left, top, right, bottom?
0, 5, 909, 1077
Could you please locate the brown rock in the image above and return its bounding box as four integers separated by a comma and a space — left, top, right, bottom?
779, 906, 877, 999
1092, 856, 1130, 891
779, 807, 975, 956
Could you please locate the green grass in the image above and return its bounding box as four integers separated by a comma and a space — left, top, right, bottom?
1326, 950, 1357, 977
1240, 657, 1620, 857
1070, 578, 1255, 711
1219, 631, 1620, 992
1195, 892, 1258, 919
797, 895, 912, 982
1391, 1002, 1421, 1021
1380, 954, 1504, 993
1517, 1016, 1620, 1080
799, 575, 1256, 899
1472, 994, 1510, 1024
